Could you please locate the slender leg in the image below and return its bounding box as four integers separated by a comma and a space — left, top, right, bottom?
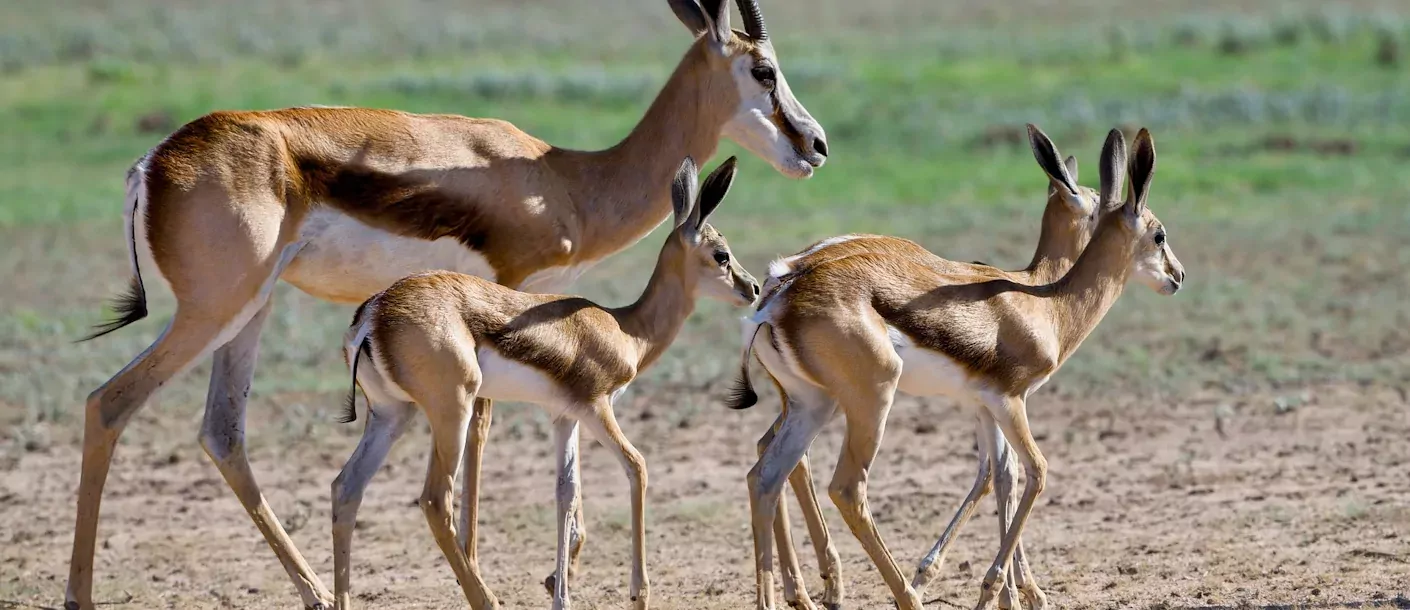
974, 396, 1047, 610
421, 391, 499, 610
544, 432, 588, 596
65, 313, 229, 610
758, 418, 817, 610
198, 297, 333, 609
458, 397, 493, 565
579, 402, 650, 610
331, 401, 417, 610
788, 451, 843, 610
988, 420, 1021, 610
912, 415, 996, 594
748, 398, 835, 610
549, 419, 582, 610
828, 390, 924, 610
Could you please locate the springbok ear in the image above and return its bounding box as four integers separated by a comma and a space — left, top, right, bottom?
1026, 122, 1077, 198
694, 156, 738, 227
1098, 128, 1127, 211
1064, 155, 1079, 184
671, 156, 700, 230
667, 0, 709, 37
1125, 128, 1156, 217
698, 0, 732, 49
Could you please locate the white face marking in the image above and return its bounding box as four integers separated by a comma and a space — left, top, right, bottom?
281, 208, 497, 302
721, 54, 812, 179
1131, 233, 1177, 294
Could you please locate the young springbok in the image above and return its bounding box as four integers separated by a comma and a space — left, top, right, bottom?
332, 157, 758, 610
750, 125, 1106, 610
66, 1, 823, 607
730, 129, 1184, 610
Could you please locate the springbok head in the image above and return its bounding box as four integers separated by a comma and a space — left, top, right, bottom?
669, 0, 829, 178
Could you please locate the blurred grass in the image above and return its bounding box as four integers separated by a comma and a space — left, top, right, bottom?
1, 0, 1408, 439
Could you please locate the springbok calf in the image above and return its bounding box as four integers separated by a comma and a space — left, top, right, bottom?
730, 129, 1184, 610
332, 157, 758, 610
66, 0, 823, 607
748, 125, 1103, 610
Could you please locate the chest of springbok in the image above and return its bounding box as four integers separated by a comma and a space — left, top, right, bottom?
331, 157, 758, 610
738, 124, 1107, 610
66, 1, 823, 609
730, 128, 1185, 610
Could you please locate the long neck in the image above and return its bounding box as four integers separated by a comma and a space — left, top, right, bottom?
554, 42, 735, 263
1024, 198, 1089, 284
1047, 219, 1133, 360
614, 239, 696, 371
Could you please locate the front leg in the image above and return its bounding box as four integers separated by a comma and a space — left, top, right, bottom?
459, 398, 493, 564
548, 419, 582, 610
974, 396, 1047, 610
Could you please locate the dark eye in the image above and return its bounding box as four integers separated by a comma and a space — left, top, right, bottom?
1154, 231, 1166, 245
713, 250, 731, 266
750, 65, 776, 88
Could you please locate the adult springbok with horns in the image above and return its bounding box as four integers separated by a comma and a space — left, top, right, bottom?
748, 124, 1104, 610
730, 128, 1184, 610
65, 0, 825, 608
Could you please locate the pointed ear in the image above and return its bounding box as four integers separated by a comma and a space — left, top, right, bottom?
1125, 128, 1156, 217
694, 156, 738, 227
671, 156, 700, 230
667, 0, 709, 37
1098, 128, 1127, 211
698, 0, 732, 49
1028, 124, 1085, 211
1064, 155, 1079, 184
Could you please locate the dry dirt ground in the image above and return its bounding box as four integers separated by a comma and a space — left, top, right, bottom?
3, 381, 1409, 610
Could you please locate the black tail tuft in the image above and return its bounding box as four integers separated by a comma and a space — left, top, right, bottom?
79, 276, 148, 342
725, 374, 759, 410
725, 322, 764, 410
338, 337, 370, 424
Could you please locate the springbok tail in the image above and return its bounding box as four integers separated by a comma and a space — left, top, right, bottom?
80, 162, 150, 342
339, 312, 375, 424
725, 318, 764, 410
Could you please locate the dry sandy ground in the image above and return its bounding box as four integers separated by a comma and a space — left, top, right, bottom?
3, 381, 1409, 610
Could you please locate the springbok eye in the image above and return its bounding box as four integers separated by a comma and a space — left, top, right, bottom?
1154, 231, 1166, 245
713, 250, 731, 266
750, 65, 776, 88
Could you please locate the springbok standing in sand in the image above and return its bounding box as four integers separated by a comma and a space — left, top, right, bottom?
748, 125, 1104, 610
730, 129, 1184, 610
65, 0, 824, 608
332, 156, 757, 610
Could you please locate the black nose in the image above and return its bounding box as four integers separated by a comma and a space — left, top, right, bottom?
751, 283, 761, 297
813, 138, 828, 158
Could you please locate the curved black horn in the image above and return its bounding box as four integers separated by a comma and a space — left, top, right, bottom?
736, 0, 767, 41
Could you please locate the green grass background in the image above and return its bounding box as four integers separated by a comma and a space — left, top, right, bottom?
2, 0, 1409, 444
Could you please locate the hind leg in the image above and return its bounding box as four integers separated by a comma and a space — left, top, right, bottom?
66, 312, 240, 610
332, 401, 417, 610
758, 417, 817, 610
194, 243, 332, 608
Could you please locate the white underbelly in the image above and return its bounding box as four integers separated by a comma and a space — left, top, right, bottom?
282, 208, 497, 302
474, 347, 572, 411
888, 325, 987, 402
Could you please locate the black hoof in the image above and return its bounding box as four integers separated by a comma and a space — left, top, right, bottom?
64, 603, 81, 610
543, 573, 557, 595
